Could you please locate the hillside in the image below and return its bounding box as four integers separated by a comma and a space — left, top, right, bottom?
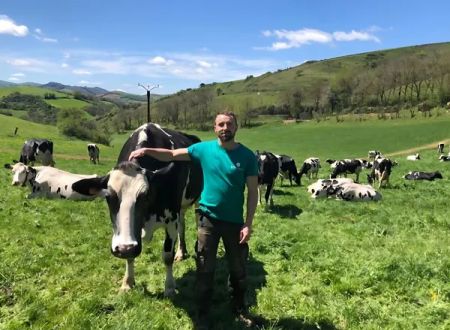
152, 42, 450, 126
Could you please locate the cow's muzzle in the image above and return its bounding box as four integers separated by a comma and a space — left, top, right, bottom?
111, 243, 141, 259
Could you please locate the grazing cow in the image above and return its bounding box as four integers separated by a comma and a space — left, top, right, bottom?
404, 171, 443, 181
275, 154, 300, 186
329, 159, 369, 182
367, 157, 397, 188
307, 178, 353, 198
437, 143, 445, 153
87, 144, 100, 164
256, 151, 279, 209
406, 153, 421, 161
19, 138, 55, 166
298, 157, 321, 184
5, 162, 97, 200
71, 123, 202, 294
439, 155, 450, 162
368, 150, 382, 160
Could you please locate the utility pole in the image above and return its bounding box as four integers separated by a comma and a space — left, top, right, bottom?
138, 83, 159, 123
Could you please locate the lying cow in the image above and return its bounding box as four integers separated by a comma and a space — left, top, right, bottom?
307, 178, 353, 199
404, 171, 443, 181
329, 159, 369, 182
298, 157, 321, 185
71, 123, 202, 294
19, 138, 55, 166
334, 182, 382, 201
5, 162, 97, 200
275, 154, 300, 186
406, 153, 421, 161
367, 157, 397, 188
307, 178, 381, 201
87, 143, 100, 164
256, 151, 279, 209
437, 143, 444, 153
439, 155, 450, 162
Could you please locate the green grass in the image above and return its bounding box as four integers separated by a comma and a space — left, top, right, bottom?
0, 114, 449, 329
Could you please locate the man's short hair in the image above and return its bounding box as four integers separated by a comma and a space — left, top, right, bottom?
216, 111, 238, 126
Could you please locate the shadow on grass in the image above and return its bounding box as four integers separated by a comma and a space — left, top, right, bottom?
170, 253, 268, 329
169, 253, 336, 329
268, 204, 302, 219
272, 189, 294, 196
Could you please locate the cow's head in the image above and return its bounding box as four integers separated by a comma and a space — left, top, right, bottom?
72, 161, 172, 259
6, 162, 37, 186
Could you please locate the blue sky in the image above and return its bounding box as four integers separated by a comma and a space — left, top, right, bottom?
1, 0, 449, 95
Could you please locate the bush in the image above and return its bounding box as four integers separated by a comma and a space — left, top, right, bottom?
57, 108, 111, 145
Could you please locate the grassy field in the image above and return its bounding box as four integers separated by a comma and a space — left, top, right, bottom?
0, 114, 449, 329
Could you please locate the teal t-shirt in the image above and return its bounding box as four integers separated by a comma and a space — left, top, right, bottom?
187, 140, 258, 223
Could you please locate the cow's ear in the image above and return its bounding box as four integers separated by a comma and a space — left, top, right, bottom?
72, 175, 109, 197
4, 163, 12, 169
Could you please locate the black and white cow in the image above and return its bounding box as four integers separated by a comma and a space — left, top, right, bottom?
307, 178, 381, 201
275, 154, 300, 186
256, 151, 279, 209
368, 150, 382, 160
87, 143, 100, 164
406, 153, 420, 161
19, 138, 55, 166
367, 157, 397, 188
298, 157, 321, 185
5, 162, 97, 200
404, 171, 443, 181
439, 155, 450, 162
307, 178, 353, 198
437, 143, 444, 153
329, 159, 369, 182
71, 123, 202, 294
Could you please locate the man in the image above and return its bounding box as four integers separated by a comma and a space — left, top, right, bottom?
129, 112, 259, 329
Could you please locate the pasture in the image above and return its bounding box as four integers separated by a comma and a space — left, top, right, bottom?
0, 114, 449, 329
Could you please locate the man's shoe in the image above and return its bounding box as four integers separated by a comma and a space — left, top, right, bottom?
234, 308, 262, 328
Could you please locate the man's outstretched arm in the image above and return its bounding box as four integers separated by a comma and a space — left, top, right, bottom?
128, 147, 191, 161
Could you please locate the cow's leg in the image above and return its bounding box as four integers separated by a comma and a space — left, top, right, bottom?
175, 209, 188, 261
120, 258, 135, 292
257, 185, 263, 205
266, 182, 274, 210
163, 222, 178, 297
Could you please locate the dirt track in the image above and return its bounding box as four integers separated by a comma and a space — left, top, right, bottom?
385, 138, 450, 157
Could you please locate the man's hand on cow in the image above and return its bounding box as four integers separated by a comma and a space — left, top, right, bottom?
239, 224, 252, 244
128, 149, 146, 161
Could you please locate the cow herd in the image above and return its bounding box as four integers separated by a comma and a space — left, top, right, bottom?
3, 131, 448, 295
255, 143, 448, 207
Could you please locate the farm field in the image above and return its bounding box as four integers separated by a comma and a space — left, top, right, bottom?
0, 114, 449, 329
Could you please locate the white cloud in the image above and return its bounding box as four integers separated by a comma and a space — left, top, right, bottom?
72, 69, 92, 75
262, 27, 380, 50
197, 60, 213, 68
61, 63, 69, 68
33, 27, 58, 43
7, 58, 32, 66
8, 77, 20, 82
148, 56, 175, 66
333, 30, 380, 43
79, 80, 101, 85
12, 72, 25, 77
0, 15, 28, 37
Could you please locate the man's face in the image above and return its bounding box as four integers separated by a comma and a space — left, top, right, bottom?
214, 114, 237, 142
